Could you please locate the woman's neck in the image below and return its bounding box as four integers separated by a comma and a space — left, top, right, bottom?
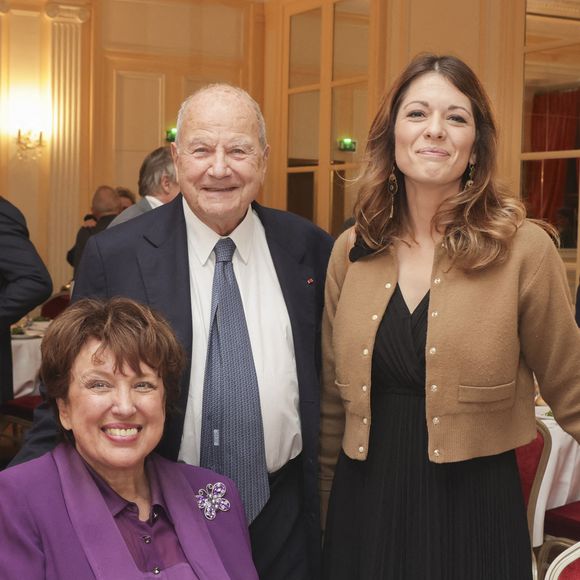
404, 180, 458, 244
109, 469, 152, 521
83, 455, 152, 521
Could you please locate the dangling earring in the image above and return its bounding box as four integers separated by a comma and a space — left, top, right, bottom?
465, 163, 475, 189
388, 166, 398, 219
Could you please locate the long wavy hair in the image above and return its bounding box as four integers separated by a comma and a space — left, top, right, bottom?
354, 53, 530, 271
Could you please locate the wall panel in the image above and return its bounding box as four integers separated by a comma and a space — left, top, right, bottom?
113, 70, 164, 190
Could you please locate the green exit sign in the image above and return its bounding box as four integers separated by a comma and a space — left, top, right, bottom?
166, 127, 177, 142
338, 137, 357, 152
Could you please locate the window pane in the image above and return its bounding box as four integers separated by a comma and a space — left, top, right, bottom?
523, 45, 580, 153
288, 91, 319, 167
287, 172, 316, 221
333, 0, 369, 81
331, 168, 359, 237
521, 158, 579, 248
523, 156, 579, 294
289, 9, 321, 88
331, 83, 367, 164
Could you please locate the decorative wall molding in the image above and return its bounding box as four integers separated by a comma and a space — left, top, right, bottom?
528, 0, 580, 20
47, 11, 85, 287
45, 2, 90, 23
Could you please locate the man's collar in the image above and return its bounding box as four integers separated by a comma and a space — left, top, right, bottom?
182, 198, 255, 265
145, 195, 164, 209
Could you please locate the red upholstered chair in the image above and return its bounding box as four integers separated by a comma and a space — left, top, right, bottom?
0, 395, 42, 446
516, 418, 553, 579
40, 290, 70, 319
545, 541, 580, 580
539, 502, 580, 579
546, 503, 580, 542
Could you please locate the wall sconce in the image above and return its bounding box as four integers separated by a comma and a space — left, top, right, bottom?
16, 129, 44, 160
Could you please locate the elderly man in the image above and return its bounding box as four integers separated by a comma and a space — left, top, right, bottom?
109, 146, 180, 227
15, 84, 333, 579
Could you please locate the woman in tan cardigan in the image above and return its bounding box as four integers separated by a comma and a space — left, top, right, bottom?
320, 54, 580, 580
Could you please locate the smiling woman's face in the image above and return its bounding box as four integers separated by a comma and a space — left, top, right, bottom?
56, 338, 165, 482
394, 72, 476, 195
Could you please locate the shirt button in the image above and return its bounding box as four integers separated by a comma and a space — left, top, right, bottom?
358, 446, 365, 453
430, 384, 438, 392
363, 417, 368, 425
434, 277, 441, 285
431, 311, 438, 318
432, 417, 440, 425
153, 567, 161, 575
385, 282, 392, 289
429, 347, 437, 355
143, 535, 152, 544
434, 449, 441, 457
363, 348, 369, 356
371, 314, 378, 321
362, 385, 368, 392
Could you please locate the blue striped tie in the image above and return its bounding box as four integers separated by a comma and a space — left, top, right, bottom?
200, 237, 270, 522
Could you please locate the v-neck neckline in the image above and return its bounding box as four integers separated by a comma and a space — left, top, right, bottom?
396, 283, 430, 317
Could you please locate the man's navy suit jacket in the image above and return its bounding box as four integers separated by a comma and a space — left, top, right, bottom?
17, 194, 333, 570
0, 197, 52, 402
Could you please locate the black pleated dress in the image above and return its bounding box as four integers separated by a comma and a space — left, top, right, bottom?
322, 285, 532, 580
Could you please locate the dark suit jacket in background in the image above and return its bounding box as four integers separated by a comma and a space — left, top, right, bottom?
14, 194, 333, 578
0, 197, 52, 402
69, 213, 117, 275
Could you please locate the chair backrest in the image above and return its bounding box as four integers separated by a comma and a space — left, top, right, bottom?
545, 541, 580, 580
40, 291, 70, 319
515, 417, 553, 543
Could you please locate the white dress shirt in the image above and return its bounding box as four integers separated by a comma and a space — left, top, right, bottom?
145, 195, 164, 209
178, 199, 302, 473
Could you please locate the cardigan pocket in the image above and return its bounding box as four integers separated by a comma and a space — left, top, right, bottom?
334, 380, 352, 404
457, 380, 516, 409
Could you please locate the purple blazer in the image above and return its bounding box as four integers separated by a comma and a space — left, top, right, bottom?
0, 444, 258, 579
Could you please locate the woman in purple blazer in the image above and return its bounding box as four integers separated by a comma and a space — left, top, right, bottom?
0, 298, 258, 580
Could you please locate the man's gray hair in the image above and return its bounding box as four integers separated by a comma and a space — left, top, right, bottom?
175, 84, 267, 151
138, 146, 177, 197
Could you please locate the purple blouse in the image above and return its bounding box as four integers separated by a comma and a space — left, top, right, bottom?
88, 459, 188, 575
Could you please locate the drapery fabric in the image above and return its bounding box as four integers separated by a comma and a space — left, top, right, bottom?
527, 89, 580, 225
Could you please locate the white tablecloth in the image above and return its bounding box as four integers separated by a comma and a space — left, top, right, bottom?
533, 406, 580, 547
10, 336, 42, 398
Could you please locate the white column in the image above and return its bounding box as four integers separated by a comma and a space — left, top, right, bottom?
45, 2, 90, 289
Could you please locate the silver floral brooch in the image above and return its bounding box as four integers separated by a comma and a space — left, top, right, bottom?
195, 482, 231, 520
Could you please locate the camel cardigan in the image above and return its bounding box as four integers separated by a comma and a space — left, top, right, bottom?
319, 221, 580, 515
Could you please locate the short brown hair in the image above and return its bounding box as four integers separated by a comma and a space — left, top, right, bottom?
41, 297, 185, 434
